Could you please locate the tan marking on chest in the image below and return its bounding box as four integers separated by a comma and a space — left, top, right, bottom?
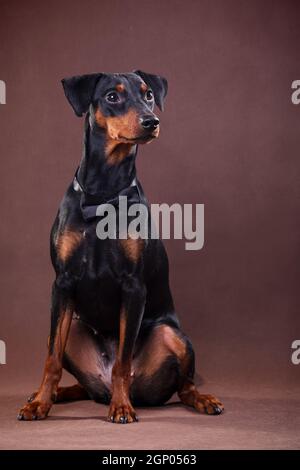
120, 237, 144, 263
56, 230, 83, 262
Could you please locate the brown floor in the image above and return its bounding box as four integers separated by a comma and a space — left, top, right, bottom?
1, 383, 299, 450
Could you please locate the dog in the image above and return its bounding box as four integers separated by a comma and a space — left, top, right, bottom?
18, 71, 224, 423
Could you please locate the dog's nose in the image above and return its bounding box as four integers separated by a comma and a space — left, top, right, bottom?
140, 116, 160, 130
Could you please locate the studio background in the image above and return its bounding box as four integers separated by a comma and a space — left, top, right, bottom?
0, 0, 299, 450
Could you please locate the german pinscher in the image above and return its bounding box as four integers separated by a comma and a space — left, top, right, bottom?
18, 71, 224, 423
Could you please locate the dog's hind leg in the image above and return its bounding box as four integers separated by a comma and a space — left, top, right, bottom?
55, 383, 90, 402
27, 382, 89, 404
172, 328, 224, 415
132, 324, 224, 415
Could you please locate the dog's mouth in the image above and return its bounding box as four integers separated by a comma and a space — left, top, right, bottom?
119, 133, 158, 144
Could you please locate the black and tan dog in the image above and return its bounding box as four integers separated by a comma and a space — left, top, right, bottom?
18, 71, 224, 423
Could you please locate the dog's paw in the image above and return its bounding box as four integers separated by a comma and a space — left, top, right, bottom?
17, 401, 51, 421
108, 402, 138, 424
194, 394, 224, 415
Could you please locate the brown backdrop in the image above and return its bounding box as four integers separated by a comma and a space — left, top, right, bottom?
0, 0, 299, 397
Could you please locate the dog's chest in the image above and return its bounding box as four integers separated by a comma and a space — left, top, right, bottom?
66, 226, 121, 279
66, 230, 123, 329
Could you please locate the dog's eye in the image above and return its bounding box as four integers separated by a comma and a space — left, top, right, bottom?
145, 89, 154, 101
106, 92, 120, 103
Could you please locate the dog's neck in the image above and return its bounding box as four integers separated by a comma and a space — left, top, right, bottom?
77, 113, 138, 197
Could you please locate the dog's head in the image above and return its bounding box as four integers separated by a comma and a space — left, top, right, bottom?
62, 71, 168, 144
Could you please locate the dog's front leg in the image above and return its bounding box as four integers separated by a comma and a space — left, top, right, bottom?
108, 277, 146, 424
18, 281, 73, 420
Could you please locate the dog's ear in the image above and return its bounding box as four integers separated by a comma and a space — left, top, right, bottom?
61, 73, 103, 117
133, 70, 168, 111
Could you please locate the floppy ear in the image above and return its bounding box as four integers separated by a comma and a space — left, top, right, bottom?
61, 73, 103, 117
133, 70, 168, 111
